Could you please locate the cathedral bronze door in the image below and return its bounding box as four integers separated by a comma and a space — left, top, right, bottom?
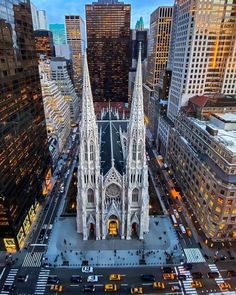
108, 216, 119, 236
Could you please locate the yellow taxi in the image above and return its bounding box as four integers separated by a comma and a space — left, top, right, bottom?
219, 282, 231, 290
130, 287, 143, 294
190, 281, 203, 288
162, 273, 176, 280
109, 274, 122, 281
104, 284, 117, 292
153, 281, 165, 289
186, 227, 192, 237
50, 285, 64, 293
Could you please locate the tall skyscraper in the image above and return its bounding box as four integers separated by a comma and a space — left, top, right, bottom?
37, 10, 48, 30
49, 24, 66, 45
0, 0, 51, 252
143, 6, 173, 142
167, 0, 236, 122
65, 15, 85, 94
50, 57, 80, 125
30, 2, 48, 30
146, 7, 173, 88
34, 30, 55, 59
86, 0, 131, 103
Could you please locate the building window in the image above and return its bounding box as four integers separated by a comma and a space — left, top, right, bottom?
90, 142, 94, 161
87, 189, 94, 203
84, 141, 88, 161
132, 188, 139, 203
138, 142, 142, 161
132, 141, 136, 161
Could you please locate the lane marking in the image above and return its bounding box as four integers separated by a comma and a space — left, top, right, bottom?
0, 267, 6, 280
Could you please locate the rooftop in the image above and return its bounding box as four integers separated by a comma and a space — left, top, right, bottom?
98, 109, 128, 175
191, 114, 236, 154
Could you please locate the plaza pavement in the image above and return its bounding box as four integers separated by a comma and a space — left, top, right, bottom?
44, 215, 184, 268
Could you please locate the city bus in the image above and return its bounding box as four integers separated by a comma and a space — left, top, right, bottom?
171, 215, 178, 227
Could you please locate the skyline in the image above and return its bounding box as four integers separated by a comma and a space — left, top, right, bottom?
32, 0, 174, 28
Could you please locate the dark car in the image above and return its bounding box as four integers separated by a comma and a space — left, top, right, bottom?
47, 275, 60, 284
44, 204, 49, 211
140, 274, 155, 282
207, 272, 219, 279
82, 285, 95, 292
191, 272, 203, 279
184, 263, 193, 270
38, 229, 46, 241
178, 274, 187, 280
161, 267, 174, 273
3, 284, 16, 291
227, 270, 236, 277
17, 275, 28, 282
71, 275, 83, 283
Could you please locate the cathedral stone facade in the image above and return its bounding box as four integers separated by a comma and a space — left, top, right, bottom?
77, 48, 149, 240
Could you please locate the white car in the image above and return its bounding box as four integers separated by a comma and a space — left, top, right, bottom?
87, 275, 98, 282
82, 266, 93, 273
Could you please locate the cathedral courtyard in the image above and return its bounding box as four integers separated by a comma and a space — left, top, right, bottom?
43, 215, 184, 268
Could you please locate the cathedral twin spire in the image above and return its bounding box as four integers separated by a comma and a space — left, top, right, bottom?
81, 52, 97, 137
128, 43, 145, 138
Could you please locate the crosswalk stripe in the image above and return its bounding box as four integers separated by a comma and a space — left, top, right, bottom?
0, 268, 19, 294
184, 248, 206, 263
34, 268, 50, 295
178, 266, 198, 295
22, 252, 43, 267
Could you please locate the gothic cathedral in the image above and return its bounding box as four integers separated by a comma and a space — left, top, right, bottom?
77, 48, 149, 240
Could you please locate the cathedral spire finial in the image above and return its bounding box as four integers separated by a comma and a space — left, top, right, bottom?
81, 51, 97, 133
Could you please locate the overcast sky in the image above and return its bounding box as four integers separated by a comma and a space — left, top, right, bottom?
32, 0, 173, 28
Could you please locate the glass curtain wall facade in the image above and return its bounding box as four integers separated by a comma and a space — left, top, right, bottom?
0, 0, 51, 252
49, 24, 66, 45
86, 1, 131, 102
65, 15, 85, 95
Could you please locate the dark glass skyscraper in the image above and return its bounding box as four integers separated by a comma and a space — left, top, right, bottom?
86, 0, 131, 102
34, 29, 55, 59
0, 0, 51, 252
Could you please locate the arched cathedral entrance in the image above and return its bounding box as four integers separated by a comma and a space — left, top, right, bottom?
108, 215, 119, 237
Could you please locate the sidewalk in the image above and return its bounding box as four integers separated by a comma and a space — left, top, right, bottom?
44, 215, 184, 268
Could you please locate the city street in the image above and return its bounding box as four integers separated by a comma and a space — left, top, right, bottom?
0, 135, 236, 295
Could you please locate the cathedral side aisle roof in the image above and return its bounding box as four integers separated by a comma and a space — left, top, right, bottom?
98, 109, 128, 175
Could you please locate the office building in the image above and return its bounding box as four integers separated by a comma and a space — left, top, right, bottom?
146, 7, 173, 88
37, 10, 48, 30
50, 58, 80, 125
129, 24, 148, 95
34, 30, 55, 59
143, 6, 173, 143
49, 24, 66, 45
65, 15, 85, 94
77, 50, 149, 240
54, 44, 71, 60
39, 62, 71, 154
167, 0, 236, 122
86, 0, 131, 103
0, 0, 51, 252
30, 3, 48, 30
168, 94, 236, 241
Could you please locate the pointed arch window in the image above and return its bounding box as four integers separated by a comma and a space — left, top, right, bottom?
138, 141, 142, 161
132, 188, 139, 203
90, 141, 94, 161
84, 141, 88, 161
87, 188, 94, 203
132, 140, 137, 161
